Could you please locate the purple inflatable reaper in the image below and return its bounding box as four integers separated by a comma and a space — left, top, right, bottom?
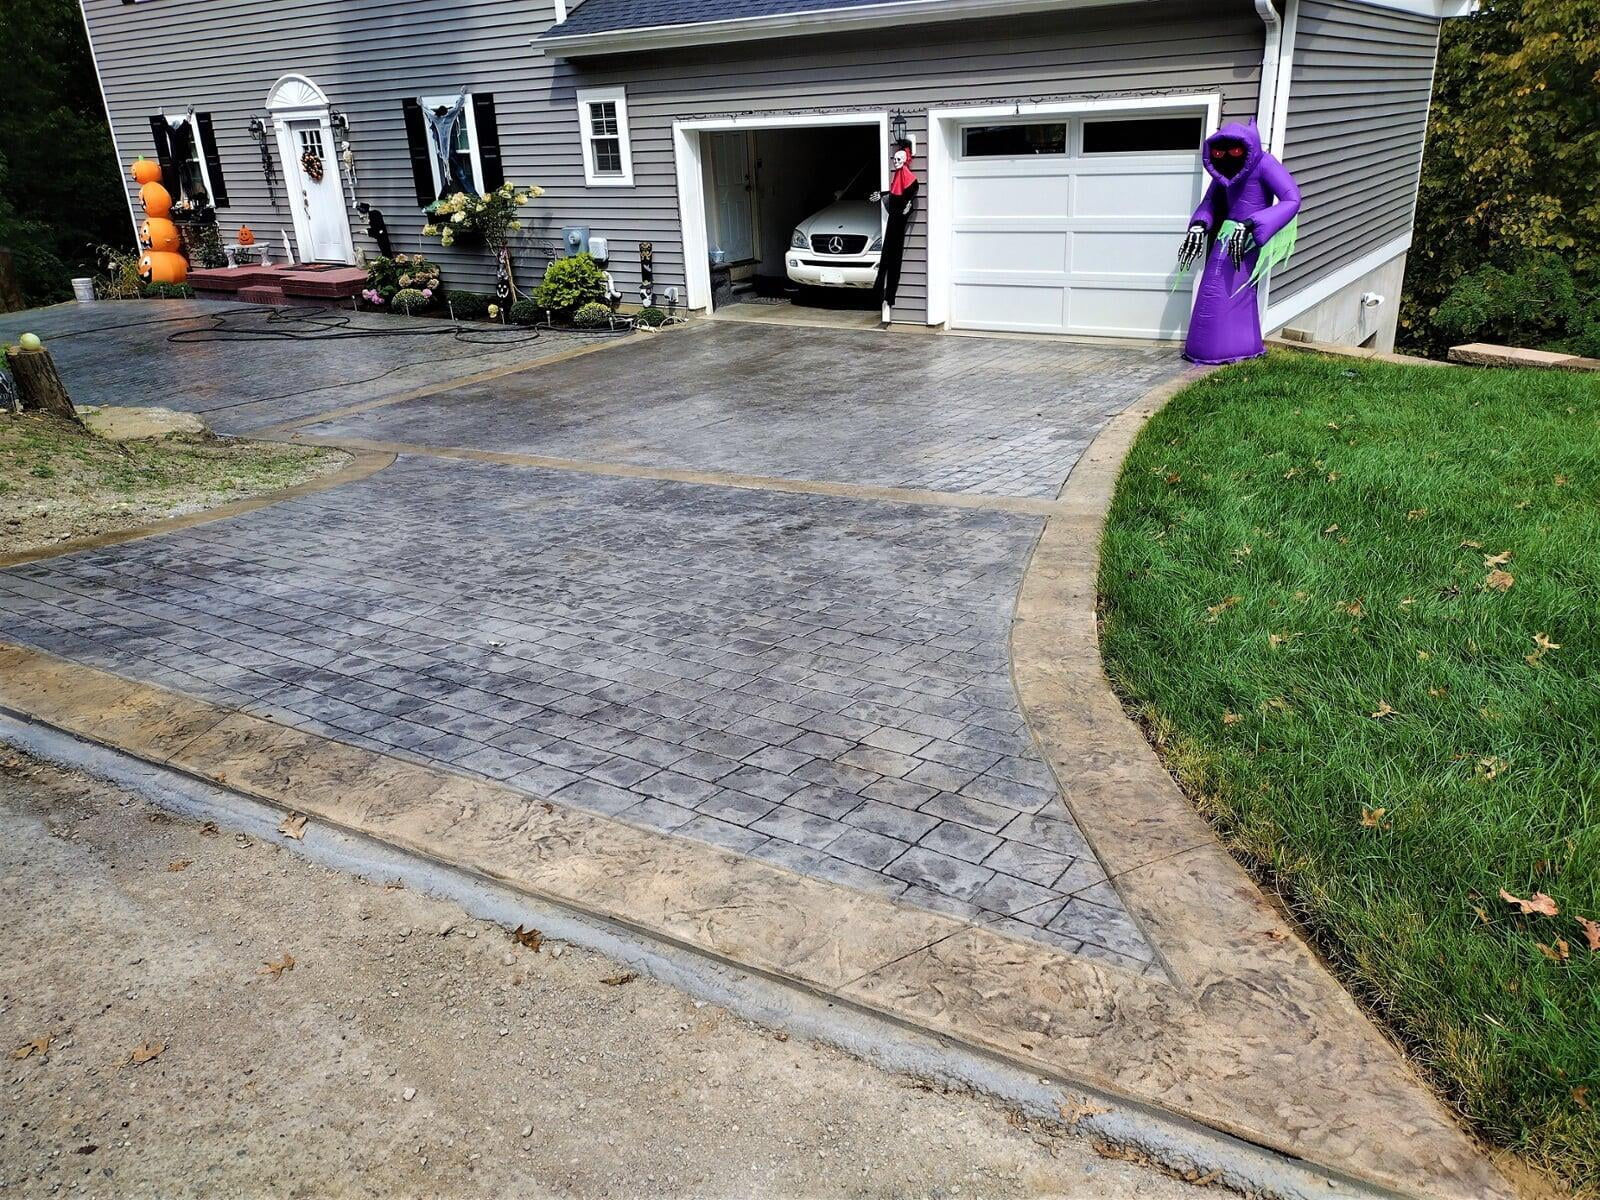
1177, 120, 1302, 365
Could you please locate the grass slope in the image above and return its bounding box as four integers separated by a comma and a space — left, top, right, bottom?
1098, 351, 1599, 1189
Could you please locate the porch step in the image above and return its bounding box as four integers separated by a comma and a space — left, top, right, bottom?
236, 285, 291, 305
279, 266, 367, 299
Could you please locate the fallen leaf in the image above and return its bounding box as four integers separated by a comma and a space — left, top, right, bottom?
1429, 687, 1448, 698
384, 880, 404, 891
10, 1035, 51, 1061
1059, 1099, 1111, 1126
1370, 701, 1398, 720
1361, 807, 1387, 828
1483, 569, 1515, 592
259, 953, 296, 979
1399, 596, 1415, 608
1323, 523, 1340, 535
1263, 696, 1293, 715
1263, 928, 1288, 942
510, 925, 543, 952
1576, 916, 1600, 952
1459, 539, 1483, 550
125, 1041, 165, 1067
1478, 756, 1509, 780
1205, 595, 1242, 621
277, 814, 308, 841
1164, 472, 1182, 485
1342, 599, 1364, 618
166, 859, 192, 873
1407, 508, 1428, 521
1472, 906, 1490, 925
199, 821, 220, 837
1326, 471, 1342, 483
1500, 888, 1559, 917
1267, 632, 1298, 648
1514, 499, 1531, 510
1221, 711, 1242, 726
600, 972, 637, 987
1483, 549, 1514, 568
1536, 940, 1569, 964
1554, 474, 1569, 487
1417, 649, 1431, 661
1534, 632, 1561, 652
1574, 1086, 1590, 1111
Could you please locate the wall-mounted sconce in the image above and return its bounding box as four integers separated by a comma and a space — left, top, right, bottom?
246, 115, 277, 205
890, 109, 909, 146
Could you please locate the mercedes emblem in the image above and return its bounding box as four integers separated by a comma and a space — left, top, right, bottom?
827, 235, 844, 254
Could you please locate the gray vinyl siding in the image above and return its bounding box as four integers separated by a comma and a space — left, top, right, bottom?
1270, 0, 1439, 302
83, 0, 1259, 321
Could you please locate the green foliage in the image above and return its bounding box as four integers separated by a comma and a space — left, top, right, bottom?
634, 306, 667, 328
363, 253, 440, 306
0, 0, 129, 305
1403, 0, 1600, 356
1100, 352, 1600, 1188
93, 244, 143, 300
532, 253, 608, 314
391, 288, 428, 315
139, 282, 194, 300
1433, 254, 1600, 359
572, 301, 612, 328
508, 298, 543, 326
179, 221, 226, 270
443, 289, 493, 320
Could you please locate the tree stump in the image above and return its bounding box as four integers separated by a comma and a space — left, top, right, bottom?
4, 346, 83, 427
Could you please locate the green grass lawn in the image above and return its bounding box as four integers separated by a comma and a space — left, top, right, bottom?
1097, 351, 1599, 1190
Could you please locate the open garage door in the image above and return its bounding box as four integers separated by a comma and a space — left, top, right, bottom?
945, 110, 1207, 338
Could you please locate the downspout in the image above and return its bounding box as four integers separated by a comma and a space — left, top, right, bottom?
1253, 0, 1284, 152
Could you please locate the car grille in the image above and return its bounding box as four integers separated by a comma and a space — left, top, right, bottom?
810, 233, 869, 255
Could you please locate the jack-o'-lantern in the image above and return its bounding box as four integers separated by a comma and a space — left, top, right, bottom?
139, 217, 181, 253
237, 225, 256, 246
139, 181, 172, 219
139, 250, 188, 285
131, 157, 162, 186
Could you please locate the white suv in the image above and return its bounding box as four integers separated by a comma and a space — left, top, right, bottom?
786, 166, 882, 290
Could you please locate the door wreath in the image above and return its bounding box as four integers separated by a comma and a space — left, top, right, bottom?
300, 148, 325, 182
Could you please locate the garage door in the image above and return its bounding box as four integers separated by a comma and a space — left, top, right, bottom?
947, 113, 1206, 338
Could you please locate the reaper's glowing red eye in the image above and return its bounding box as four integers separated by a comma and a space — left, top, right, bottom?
1211, 148, 1225, 158
1229, 146, 1245, 157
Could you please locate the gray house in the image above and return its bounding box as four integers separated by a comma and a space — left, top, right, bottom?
82, 0, 1468, 349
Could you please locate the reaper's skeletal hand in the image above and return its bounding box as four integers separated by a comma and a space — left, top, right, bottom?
1225, 223, 1253, 271
1177, 224, 1207, 272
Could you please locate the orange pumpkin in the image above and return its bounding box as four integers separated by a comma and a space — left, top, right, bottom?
131, 157, 163, 186
237, 225, 256, 246
139, 217, 181, 253
139, 181, 172, 218
139, 251, 188, 285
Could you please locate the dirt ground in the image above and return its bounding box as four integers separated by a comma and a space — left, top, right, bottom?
0, 411, 344, 558
0, 750, 1203, 1200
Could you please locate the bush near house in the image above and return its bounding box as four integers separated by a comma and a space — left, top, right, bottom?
442, 289, 494, 320
572, 301, 612, 329
532, 253, 608, 316
362, 253, 440, 308
1098, 351, 1600, 1189
508, 298, 543, 326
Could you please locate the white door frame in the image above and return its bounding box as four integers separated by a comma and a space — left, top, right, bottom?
265, 73, 356, 264
925, 92, 1221, 329
673, 110, 890, 312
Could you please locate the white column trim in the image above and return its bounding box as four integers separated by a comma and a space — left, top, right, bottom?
77, 0, 141, 246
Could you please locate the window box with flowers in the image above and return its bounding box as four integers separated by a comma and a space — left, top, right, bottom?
421, 181, 540, 253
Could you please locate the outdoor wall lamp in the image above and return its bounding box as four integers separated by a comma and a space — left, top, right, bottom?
890, 109, 909, 146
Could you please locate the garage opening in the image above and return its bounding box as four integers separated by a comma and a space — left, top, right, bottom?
679, 119, 885, 326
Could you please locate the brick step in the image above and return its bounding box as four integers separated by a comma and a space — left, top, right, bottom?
279, 266, 368, 299
236, 285, 291, 305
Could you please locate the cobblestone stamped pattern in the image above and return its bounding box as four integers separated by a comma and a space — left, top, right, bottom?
300, 322, 1182, 499
0, 457, 1155, 971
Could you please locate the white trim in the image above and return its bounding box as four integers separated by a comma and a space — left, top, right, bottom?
673, 110, 890, 311
265, 73, 332, 117
1262, 233, 1411, 331
1269, 0, 1299, 157
576, 86, 635, 187
267, 75, 356, 264
543, 0, 1148, 55
420, 92, 487, 196
1253, 0, 1283, 148
925, 93, 1220, 330
552, 0, 568, 20
1348, 0, 1474, 15
77, 0, 140, 245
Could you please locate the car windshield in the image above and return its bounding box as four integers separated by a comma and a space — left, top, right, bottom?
833, 163, 876, 202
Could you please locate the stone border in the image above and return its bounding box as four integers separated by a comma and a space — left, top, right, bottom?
0, 448, 396, 571
0, 368, 1508, 1198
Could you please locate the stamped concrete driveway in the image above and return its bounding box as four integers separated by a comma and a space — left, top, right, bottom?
0, 316, 1187, 973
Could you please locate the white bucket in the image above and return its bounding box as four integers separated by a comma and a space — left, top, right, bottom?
71, 277, 95, 303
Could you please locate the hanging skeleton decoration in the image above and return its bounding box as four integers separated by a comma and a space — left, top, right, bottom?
870, 140, 918, 324
420, 88, 472, 198
1176, 120, 1301, 364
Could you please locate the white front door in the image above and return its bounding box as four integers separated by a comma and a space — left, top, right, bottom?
947, 112, 1205, 338
708, 132, 755, 263
287, 119, 351, 263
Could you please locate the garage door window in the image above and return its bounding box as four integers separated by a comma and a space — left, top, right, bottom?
1081, 116, 1203, 155
961, 122, 1067, 158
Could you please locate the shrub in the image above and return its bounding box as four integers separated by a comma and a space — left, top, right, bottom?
444, 289, 494, 320
572, 301, 612, 329
140, 282, 195, 299
508, 298, 543, 326
363, 253, 441, 307
532, 253, 608, 314
1432, 253, 1600, 360
94, 245, 143, 300
392, 288, 429, 315
634, 306, 667, 328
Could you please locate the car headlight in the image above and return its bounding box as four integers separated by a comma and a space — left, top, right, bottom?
790, 228, 808, 249
868, 235, 883, 252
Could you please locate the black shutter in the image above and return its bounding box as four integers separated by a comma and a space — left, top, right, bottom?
148, 116, 176, 192
401, 98, 438, 207
472, 93, 504, 191
195, 112, 229, 207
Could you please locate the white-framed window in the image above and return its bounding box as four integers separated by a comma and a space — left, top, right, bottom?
166, 114, 215, 203
420, 93, 485, 197
576, 86, 634, 187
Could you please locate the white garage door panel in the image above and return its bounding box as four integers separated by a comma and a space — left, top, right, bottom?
952, 230, 1068, 273
952, 283, 1066, 332
945, 114, 1204, 339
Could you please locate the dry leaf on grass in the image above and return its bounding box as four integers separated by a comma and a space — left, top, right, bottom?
1574, 1087, 1590, 1111
600, 972, 637, 987
1500, 888, 1559, 917
510, 925, 543, 951
1361, 807, 1387, 828
1537, 940, 1570, 964
1479, 756, 1509, 781
1370, 701, 1398, 720
1204, 595, 1242, 621
1484, 569, 1515, 592
1407, 508, 1428, 521
277, 814, 308, 840
1221, 711, 1242, 726
259, 953, 296, 979
10, 1035, 51, 1061
1268, 632, 1300, 648
166, 859, 192, 873
1577, 917, 1600, 953
125, 1041, 165, 1067
1460, 539, 1483, 550
1483, 550, 1513, 567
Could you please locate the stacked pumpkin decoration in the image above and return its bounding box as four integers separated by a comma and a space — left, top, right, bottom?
132, 157, 188, 285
